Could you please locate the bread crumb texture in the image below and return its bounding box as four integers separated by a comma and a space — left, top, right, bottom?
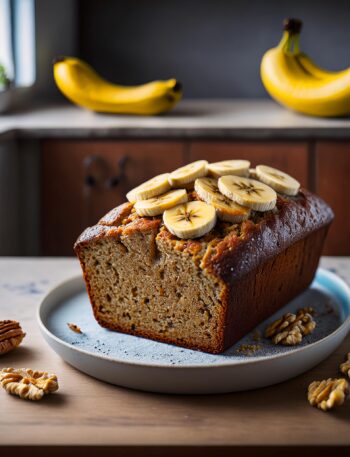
67, 322, 83, 334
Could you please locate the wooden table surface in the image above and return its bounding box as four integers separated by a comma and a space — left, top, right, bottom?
1, 257, 349, 456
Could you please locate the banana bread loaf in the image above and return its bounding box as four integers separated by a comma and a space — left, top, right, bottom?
75, 180, 333, 354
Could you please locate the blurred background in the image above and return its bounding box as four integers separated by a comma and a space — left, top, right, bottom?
0, 0, 349, 256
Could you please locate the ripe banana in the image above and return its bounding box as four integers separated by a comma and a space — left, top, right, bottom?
134, 189, 188, 217
261, 18, 350, 117
126, 173, 170, 202
168, 160, 208, 187
249, 168, 258, 180
256, 165, 300, 196
218, 175, 277, 212
195, 177, 250, 223
207, 160, 250, 178
163, 201, 216, 239
296, 53, 341, 80
53, 56, 182, 115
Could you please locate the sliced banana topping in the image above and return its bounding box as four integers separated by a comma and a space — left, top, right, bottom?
163, 201, 216, 239
256, 165, 300, 196
194, 177, 222, 202
248, 168, 258, 180
126, 173, 171, 202
134, 189, 188, 217
195, 177, 250, 223
207, 160, 250, 178
126, 161, 300, 238
218, 175, 277, 212
213, 197, 251, 223
168, 160, 208, 187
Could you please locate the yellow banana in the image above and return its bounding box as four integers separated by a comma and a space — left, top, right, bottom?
296, 53, 340, 80
53, 57, 182, 115
260, 18, 350, 117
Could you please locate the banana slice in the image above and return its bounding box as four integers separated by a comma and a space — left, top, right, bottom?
134, 189, 188, 217
126, 173, 171, 202
194, 177, 222, 202
163, 201, 216, 239
218, 175, 277, 212
195, 177, 250, 222
249, 168, 258, 180
256, 165, 300, 196
207, 160, 250, 178
168, 160, 208, 187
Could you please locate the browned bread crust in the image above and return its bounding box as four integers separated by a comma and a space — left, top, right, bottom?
75, 189, 333, 354
203, 189, 333, 282
98, 202, 133, 226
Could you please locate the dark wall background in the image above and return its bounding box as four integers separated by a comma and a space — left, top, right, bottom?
78, 0, 350, 98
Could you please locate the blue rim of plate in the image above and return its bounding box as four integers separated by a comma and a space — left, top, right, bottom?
37, 268, 350, 369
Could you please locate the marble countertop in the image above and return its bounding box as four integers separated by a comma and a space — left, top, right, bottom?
1, 100, 350, 140
0, 256, 349, 453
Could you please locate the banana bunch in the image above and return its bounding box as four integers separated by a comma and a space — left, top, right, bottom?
126, 160, 300, 239
261, 18, 350, 117
53, 57, 182, 115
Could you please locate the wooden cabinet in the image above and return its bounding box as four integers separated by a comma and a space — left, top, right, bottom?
189, 141, 310, 188
41, 140, 186, 255
40, 138, 350, 256
315, 142, 350, 255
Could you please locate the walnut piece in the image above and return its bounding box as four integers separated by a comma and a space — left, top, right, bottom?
265, 309, 316, 345
308, 378, 349, 411
340, 353, 350, 378
235, 343, 261, 356
295, 309, 317, 335
67, 322, 82, 334
0, 320, 26, 355
0, 367, 59, 401
297, 306, 315, 316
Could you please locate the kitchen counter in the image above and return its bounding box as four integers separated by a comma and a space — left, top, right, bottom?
1, 257, 350, 456
1, 100, 350, 139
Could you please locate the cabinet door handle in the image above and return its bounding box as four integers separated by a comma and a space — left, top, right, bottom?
84, 175, 96, 187
83, 155, 108, 188
106, 155, 129, 188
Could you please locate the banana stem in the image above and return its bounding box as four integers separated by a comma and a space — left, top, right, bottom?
278, 31, 301, 55
278, 31, 290, 51
278, 18, 303, 55
293, 35, 301, 54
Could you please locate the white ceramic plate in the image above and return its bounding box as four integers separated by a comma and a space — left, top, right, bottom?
38, 268, 350, 394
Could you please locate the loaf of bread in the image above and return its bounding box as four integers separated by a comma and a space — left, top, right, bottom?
75, 162, 333, 354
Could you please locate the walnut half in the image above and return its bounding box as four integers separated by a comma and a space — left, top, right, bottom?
0, 367, 59, 401
308, 378, 349, 411
265, 309, 316, 346
340, 353, 350, 378
0, 321, 26, 355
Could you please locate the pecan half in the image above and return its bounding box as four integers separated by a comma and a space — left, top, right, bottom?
0, 321, 26, 355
